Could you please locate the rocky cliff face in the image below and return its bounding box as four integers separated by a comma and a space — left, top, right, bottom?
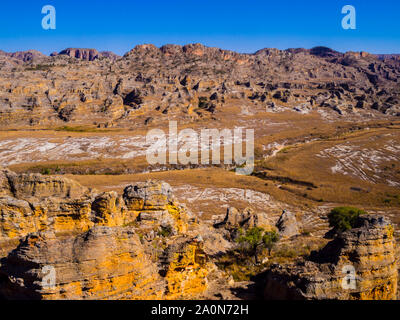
264, 215, 398, 300
51, 48, 120, 61
0, 168, 215, 300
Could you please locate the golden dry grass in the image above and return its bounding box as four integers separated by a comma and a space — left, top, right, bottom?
4, 115, 400, 214
257, 126, 400, 208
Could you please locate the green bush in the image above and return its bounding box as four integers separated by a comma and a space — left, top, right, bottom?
198, 97, 208, 109
328, 207, 367, 232
41, 168, 52, 175
158, 225, 173, 237
237, 227, 280, 264
263, 230, 280, 255
25, 64, 53, 71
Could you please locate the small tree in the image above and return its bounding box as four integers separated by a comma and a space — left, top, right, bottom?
237, 227, 280, 264
263, 230, 280, 256
328, 207, 367, 232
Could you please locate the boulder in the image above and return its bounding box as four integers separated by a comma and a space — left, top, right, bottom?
215, 207, 273, 232
123, 180, 173, 211
6, 171, 88, 200
276, 210, 300, 238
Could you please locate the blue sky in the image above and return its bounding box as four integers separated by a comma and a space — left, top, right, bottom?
0, 0, 399, 55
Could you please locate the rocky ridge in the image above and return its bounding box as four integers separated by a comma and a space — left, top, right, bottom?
0, 44, 399, 128
51, 48, 120, 61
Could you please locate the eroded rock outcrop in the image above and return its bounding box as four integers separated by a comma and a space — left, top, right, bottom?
53, 48, 119, 61
0, 169, 213, 300
0, 228, 161, 300
215, 207, 272, 231
1, 44, 399, 128
0, 50, 46, 62
264, 215, 397, 300
276, 210, 300, 238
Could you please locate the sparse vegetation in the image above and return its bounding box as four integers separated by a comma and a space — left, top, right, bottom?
158, 225, 173, 237
41, 168, 52, 175
236, 227, 280, 264
328, 207, 367, 232
25, 64, 53, 71
198, 97, 208, 109
55, 126, 110, 133
215, 250, 270, 282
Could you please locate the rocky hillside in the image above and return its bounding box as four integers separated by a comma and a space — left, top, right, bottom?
0, 44, 399, 128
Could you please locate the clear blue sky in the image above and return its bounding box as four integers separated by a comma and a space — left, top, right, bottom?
0, 0, 399, 55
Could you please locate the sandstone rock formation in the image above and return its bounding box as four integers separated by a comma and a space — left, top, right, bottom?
0, 43, 399, 128
215, 207, 273, 232
0, 168, 215, 300
0, 167, 398, 300
276, 210, 300, 238
264, 215, 397, 300
51, 48, 120, 61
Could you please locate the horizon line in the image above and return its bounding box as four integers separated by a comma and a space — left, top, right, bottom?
1, 43, 400, 57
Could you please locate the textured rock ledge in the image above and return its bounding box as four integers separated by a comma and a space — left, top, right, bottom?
264, 215, 398, 300
0, 168, 217, 300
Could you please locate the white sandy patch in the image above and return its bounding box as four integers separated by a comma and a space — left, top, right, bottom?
318, 138, 400, 185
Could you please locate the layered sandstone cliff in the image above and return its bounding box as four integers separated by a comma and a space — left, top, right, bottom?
0, 168, 214, 300
264, 215, 398, 300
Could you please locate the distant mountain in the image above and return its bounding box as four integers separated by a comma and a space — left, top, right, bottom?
51, 48, 120, 61
377, 54, 400, 60
0, 49, 46, 62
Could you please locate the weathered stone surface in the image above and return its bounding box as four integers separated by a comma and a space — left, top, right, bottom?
276, 210, 300, 238
0, 227, 212, 300
159, 238, 210, 299
0, 50, 46, 62
216, 207, 272, 231
123, 180, 173, 211
0, 227, 162, 300
92, 192, 126, 226
0, 169, 95, 242
6, 171, 89, 199
0, 169, 213, 300
264, 215, 398, 300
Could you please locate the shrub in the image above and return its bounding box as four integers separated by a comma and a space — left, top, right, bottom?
198, 97, 208, 109
237, 227, 280, 264
158, 225, 173, 237
25, 64, 53, 71
328, 207, 367, 232
263, 230, 280, 255
41, 168, 52, 175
